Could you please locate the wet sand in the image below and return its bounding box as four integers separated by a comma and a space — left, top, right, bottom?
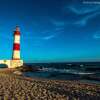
0, 68, 99, 100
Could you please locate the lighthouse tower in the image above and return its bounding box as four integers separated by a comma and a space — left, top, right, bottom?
10, 26, 23, 68
12, 26, 21, 60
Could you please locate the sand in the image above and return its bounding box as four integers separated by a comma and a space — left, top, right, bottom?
0, 68, 99, 100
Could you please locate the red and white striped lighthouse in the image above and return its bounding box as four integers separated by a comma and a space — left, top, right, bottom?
0, 26, 23, 68
12, 26, 21, 60
10, 26, 23, 68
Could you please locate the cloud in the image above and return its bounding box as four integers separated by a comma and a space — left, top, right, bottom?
74, 11, 100, 26
68, 4, 100, 15
42, 35, 55, 40
41, 29, 63, 40
74, 19, 86, 26
63, 4, 100, 26
22, 20, 65, 46
23, 30, 61, 41
93, 33, 100, 39
55, 27, 64, 31
24, 34, 56, 47
51, 19, 65, 27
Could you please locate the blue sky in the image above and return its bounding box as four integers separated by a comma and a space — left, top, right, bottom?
0, 0, 100, 63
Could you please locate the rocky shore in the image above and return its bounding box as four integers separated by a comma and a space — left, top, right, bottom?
0, 68, 99, 100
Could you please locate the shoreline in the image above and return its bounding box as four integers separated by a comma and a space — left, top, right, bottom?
0, 68, 99, 85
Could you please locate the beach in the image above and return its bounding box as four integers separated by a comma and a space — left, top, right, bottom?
0, 69, 99, 100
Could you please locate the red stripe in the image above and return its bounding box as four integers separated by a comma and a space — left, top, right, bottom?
13, 43, 20, 50
14, 31, 20, 35
13, 58, 20, 60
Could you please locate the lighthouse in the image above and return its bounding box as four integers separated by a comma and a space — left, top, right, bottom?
12, 26, 21, 60
0, 26, 23, 68
10, 26, 23, 68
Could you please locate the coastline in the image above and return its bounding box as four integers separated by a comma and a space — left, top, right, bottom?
0, 68, 99, 99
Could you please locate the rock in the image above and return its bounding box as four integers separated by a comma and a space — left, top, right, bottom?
18, 65, 40, 72
13, 71, 23, 75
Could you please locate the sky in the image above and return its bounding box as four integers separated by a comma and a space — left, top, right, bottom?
0, 0, 100, 63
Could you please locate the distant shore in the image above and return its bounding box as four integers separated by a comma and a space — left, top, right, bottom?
0, 68, 99, 100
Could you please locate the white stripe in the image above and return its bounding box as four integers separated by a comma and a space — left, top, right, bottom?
14, 35, 20, 44
13, 50, 20, 59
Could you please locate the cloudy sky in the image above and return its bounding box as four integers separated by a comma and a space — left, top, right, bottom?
0, 0, 100, 62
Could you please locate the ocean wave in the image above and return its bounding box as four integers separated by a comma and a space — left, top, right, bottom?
39, 67, 95, 75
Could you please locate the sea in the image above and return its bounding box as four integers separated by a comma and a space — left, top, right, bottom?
23, 62, 100, 84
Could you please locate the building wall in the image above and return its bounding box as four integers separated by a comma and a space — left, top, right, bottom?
0, 60, 23, 68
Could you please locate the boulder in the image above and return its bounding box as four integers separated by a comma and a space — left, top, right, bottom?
13, 71, 23, 75
17, 65, 40, 72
